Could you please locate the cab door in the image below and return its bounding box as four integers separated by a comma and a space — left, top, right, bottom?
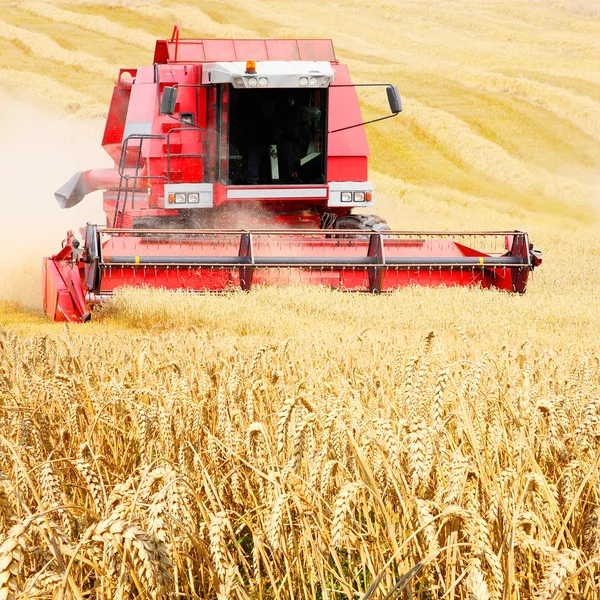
205, 84, 229, 184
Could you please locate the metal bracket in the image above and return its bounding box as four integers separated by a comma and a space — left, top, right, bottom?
269, 144, 279, 180
84, 223, 101, 292
509, 232, 530, 293
367, 232, 385, 293
238, 232, 254, 290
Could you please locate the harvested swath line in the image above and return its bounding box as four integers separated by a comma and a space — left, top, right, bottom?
408, 2, 600, 61
432, 65, 600, 143
333, 10, 600, 93
0, 69, 105, 117
298, 0, 598, 77
131, 2, 254, 38
368, 55, 600, 144
406, 97, 593, 207
20, 1, 157, 50
481, 0, 600, 33
1, 3, 600, 590
370, 171, 530, 227
351, 48, 600, 89
175, 0, 303, 36
553, 0, 600, 19
0, 19, 117, 80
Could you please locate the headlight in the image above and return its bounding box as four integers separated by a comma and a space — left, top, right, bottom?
309, 77, 318, 86
247, 77, 258, 87
234, 77, 244, 86
354, 192, 365, 202
340, 192, 352, 202
299, 77, 309, 87
258, 77, 268, 87
174, 193, 186, 204
187, 193, 200, 204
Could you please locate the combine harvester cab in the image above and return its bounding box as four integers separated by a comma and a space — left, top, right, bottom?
43, 28, 542, 322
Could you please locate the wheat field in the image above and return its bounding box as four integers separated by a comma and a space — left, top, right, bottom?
1, 0, 600, 598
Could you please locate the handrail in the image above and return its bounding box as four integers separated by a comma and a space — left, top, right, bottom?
165, 126, 216, 184
170, 25, 180, 62
113, 134, 165, 228
100, 227, 529, 237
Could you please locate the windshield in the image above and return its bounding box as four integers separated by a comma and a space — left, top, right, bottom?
226, 86, 327, 186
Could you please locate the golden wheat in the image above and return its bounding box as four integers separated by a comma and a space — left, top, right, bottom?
1, 325, 598, 597
2, 0, 600, 597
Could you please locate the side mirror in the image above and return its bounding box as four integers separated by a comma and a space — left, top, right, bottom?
160, 86, 178, 115
330, 82, 402, 134
387, 85, 402, 114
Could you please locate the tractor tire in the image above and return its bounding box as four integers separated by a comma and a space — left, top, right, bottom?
333, 214, 390, 231
320, 213, 390, 231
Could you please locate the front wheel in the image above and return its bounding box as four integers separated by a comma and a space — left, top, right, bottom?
319, 213, 390, 232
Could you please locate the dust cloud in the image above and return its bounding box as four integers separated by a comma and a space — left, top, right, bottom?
0, 93, 108, 309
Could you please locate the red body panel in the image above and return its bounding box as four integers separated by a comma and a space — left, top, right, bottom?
327, 157, 368, 182
102, 69, 135, 163
153, 38, 336, 64
327, 64, 370, 177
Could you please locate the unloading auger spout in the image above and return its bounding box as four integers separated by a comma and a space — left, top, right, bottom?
55, 169, 146, 208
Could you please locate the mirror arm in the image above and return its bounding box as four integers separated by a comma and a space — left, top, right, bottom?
329, 112, 399, 134
328, 82, 401, 134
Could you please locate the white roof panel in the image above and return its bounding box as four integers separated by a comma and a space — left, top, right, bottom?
202, 61, 335, 88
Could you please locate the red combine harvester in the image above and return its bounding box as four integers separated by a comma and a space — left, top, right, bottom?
43, 28, 541, 322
